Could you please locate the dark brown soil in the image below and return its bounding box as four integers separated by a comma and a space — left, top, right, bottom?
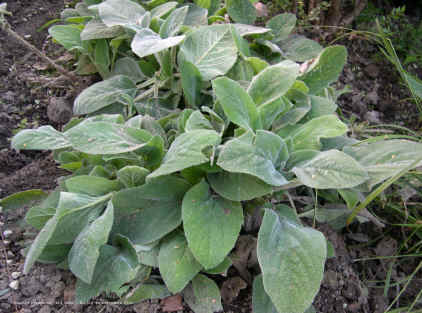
1, 1, 422, 313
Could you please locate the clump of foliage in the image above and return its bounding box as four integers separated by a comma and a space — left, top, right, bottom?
2, 1, 422, 312
376, 6, 422, 67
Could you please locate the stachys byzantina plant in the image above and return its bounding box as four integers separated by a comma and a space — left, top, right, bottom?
3, 1, 422, 312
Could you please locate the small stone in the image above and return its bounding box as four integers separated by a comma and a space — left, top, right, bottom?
21, 277, 42, 296
3, 240, 10, 245
364, 63, 380, 78
9, 280, 19, 290
3, 230, 13, 238
7, 251, 14, 258
11, 272, 21, 279
364, 110, 382, 124
6, 260, 12, 264
47, 97, 72, 124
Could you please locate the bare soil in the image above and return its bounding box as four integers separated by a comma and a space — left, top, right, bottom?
1, 1, 421, 313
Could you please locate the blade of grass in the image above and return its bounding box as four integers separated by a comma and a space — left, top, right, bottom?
347, 156, 422, 225
384, 260, 422, 312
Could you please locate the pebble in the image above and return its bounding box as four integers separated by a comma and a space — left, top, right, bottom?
47, 97, 72, 124
11, 272, 21, 279
9, 280, 19, 290
3, 230, 13, 238
7, 251, 14, 258
3, 240, 10, 245
6, 259, 12, 264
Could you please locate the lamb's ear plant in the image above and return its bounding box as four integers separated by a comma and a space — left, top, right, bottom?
4, 1, 422, 312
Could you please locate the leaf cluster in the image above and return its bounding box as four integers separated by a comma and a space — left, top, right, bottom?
4, 1, 422, 312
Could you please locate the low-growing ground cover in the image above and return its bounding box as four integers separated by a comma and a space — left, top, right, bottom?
1, 1, 422, 313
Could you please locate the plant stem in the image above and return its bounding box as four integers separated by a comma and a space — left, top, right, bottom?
1, 22, 79, 83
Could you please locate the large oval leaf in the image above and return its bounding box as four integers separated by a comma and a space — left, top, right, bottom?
75, 236, 139, 303
292, 149, 369, 189
279, 35, 323, 62
226, 0, 256, 25
207, 172, 272, 201
266, 13, 296, 42
343, 139, 422, 189
65, 176, 120, 196
184, 274, 223, 313
49, 25, 83, 51
124, 283, 170, 304
0, 189, 47, 212
98, 0, 146, 27
158, 232, 202, 293
80, 20, 124, 41
64, 121, 153, 154
179, 24, 238, 80
289, 115, 348, 151
74, 75, 136, 115
212, 77, 261, 131
182, 180, 243, 269
148, 129, 221, 179
247, 60, 300, 107
180, 61, 202, 108
217, 131, 288, 186
68, 201, 114, 284
12, 126, 71, 150
257, 209, 326, 313
111, 176, 191, 244
159, 6, 188, 38
300, 45, 347, 94
131, 29, 185, 58
24, 192, 111, 274
252, 275, 278, 313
